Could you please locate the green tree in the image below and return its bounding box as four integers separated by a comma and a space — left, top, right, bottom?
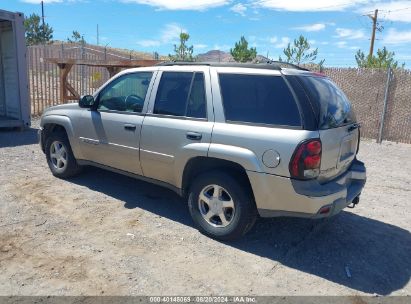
355, 47, 404, 69
169, 32, 194, 61
279, 35, 318, 65
67, 30, 86, 44
24, 13, 53, 45
230, 36, 257, 63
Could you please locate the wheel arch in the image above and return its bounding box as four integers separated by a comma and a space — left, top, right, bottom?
181, 156, 255, 202
41, 116, 75, 152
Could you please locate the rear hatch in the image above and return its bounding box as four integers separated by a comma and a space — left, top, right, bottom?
297, 75, 359, 182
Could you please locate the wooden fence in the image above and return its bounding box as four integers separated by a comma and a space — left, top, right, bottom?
27, 43, 155, 116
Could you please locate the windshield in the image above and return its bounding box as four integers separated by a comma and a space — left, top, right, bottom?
299, 76, 356, 129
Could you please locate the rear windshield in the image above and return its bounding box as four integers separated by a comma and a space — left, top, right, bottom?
299, 76, 356, 129
218, 74, 301, 127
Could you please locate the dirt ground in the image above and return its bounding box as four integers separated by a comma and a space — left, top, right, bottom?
0, 121, 410, 296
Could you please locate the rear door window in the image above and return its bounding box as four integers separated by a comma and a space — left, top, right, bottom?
298, 76, 356, 129
153, 72, 207, 119
218, 74, 301, 127
186, 73, 207, 119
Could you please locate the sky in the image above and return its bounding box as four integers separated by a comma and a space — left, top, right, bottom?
2, 0, 411, 67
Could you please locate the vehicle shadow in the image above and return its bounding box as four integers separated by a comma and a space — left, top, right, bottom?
70, 166, 193, 226
0, 127, 38, 148
69, 166, 411, 296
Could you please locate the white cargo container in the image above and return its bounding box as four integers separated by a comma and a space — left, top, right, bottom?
0, 9, 30, 128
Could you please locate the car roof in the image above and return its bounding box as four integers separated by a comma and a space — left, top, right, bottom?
117, 61, 321, 78
156, 61, 309, 72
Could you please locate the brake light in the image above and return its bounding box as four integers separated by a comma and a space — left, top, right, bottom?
304, 155, 321, 169
306, 141, 321, 154
289, 139, 322, 179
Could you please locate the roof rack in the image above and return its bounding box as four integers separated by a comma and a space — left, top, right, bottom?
267, 60, 309, 71
156, 61, 309, 71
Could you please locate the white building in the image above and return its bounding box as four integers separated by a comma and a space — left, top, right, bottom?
0, 9, 30, 128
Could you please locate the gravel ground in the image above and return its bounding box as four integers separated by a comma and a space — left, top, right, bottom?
0, 121, 410, 296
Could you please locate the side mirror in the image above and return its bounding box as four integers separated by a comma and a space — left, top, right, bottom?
79, 95, 95, 108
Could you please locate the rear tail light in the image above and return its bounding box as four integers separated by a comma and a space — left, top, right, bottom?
289, 139, 322, 180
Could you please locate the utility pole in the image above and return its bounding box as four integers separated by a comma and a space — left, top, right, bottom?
41, 1, 45, 44
41, 1, 45, 28
96, 24, 99, 46
368, 9, 378, 58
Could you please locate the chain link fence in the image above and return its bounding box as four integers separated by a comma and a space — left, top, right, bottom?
324, 68, 411, 144
27, 46, 411, 143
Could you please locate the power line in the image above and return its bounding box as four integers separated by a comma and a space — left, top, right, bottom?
305, 1, 365, 11
380, 7, 411, 13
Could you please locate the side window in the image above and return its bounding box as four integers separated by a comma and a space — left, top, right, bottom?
218, 74, 301, 127
298, 76, 356, 129
153, 72, 207, 119
187, 73, 207, 119
98, 72, 153, 113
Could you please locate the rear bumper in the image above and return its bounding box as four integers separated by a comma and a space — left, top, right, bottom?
248, 159, 366, 218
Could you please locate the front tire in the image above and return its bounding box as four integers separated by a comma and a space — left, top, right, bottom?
45, 132, 82, 178
188, 171, 257, 240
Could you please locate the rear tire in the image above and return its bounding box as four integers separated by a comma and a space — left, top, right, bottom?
45, 131, 82, 178
188, 170, 257, 241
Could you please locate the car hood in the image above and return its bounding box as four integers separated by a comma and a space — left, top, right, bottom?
43, 103, 80, 115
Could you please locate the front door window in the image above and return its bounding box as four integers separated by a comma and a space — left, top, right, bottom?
98, 72, 153, 113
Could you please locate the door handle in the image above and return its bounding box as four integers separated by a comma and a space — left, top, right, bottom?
124, 124, 137, 131
186, 131, 202, 140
